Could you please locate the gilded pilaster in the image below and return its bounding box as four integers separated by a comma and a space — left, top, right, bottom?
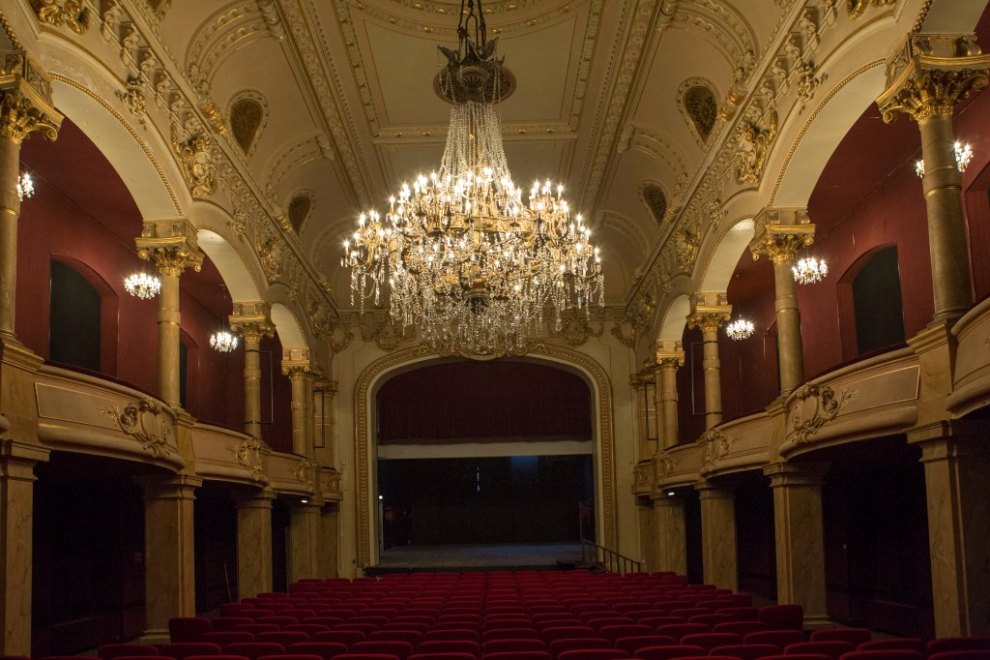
0, 52, 62, 342
655, 339, 685, 450
765, 461, 831, 629
230, 303, 274, 441
878, 33, 990, 325
750, 208, 815, 396
136, 219, 203, 408
688, 292, 731, 430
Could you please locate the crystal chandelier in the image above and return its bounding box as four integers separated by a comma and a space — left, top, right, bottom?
17, 172, 34, 201
209, 330, 238, 353
341, 0, 603, 358
725, 318, 755, 341
915, 141, 973, 177
792, 256, 828, 285
123, 272, 161, 299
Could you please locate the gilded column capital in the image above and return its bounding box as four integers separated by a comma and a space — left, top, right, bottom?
878, 33, 990, 125
135, 218, 204, 277
687, 291, 731, 334
655, 339, 685, 368
281, 347, 312, 378
750, 208, 815, 265
230, 301, 275, 341
0, 52, 63, 144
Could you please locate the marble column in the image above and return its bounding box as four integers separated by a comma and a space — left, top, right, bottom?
655, 340, 685, 450
237, 489, 274, 599
765, 461, 830, 628
229, 303, 274, 440
317, 504, 339, 579
282, 350, 312, 457
877, 33, 990, 325
0, 55, 62, 343
750, 209, 814, 396
289, 501, 321, 583
908, 422, 990, 637
696, 480, 738, 591
653, 493, 687, 575
688, 292, 731, 430
138, 475, 201, 642
136, 219, 204, 408
0, 440, 49, 656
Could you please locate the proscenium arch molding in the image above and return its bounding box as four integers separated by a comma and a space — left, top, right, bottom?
352, 343, 618, 568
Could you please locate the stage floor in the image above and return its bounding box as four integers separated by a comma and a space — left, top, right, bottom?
376, 542, 584, 569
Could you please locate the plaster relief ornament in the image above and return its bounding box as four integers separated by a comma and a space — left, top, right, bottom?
172, 131, 216, 198
735, 109, 778, 185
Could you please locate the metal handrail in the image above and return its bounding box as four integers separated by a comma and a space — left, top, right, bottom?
580, 536, 642, 574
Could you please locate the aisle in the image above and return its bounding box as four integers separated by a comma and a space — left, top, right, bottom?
376, 542, 583, 569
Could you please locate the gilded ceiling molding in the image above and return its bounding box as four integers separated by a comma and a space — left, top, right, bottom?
578, 0, 660, 213
352, 343, 618, 567
184, 2, 269, 94
278, 0, 370, 206
671, 0, 757, 72
30, 0, 90, 35
618, 124, 690, 200
264, 135, 325, 201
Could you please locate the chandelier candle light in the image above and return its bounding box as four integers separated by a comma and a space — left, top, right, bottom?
210, 330, 238, 353
341, 0, 603, 358
792, 256, 828, 285
17, 171, 34, 201
123, 272, 162, 300
915, 141, 973, 177
725, 318, 755, 341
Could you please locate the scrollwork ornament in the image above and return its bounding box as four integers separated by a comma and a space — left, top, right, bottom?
171, 129, 216, 198
231, 438, 267, 482
788, 384, 858, 444
654, 450, 675, 480
735, 109, 778, 185
698, 429, 732, 471
104, 398, 175, 457
294, 458, 315, 488
847, 0, 896, 19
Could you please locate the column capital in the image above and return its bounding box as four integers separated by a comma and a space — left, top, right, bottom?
906, 420, 990, 461
230, 301, 274, 341
135, 218, 204, 277
655, 339, 685, 367
764, 460, 829, 487
0, 52, 62, 144
687, 291, 731, 333
750, 208, 815, 265
694, 478, 734, 499
237, 487, 276, 508
136, 474, 203, 500
281, 347, 312, 377
878, 32, 990, 125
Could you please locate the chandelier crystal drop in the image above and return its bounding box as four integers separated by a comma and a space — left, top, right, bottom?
915, 141, 974, 178
209, 330, 239, 353
341, 0, 603, 358
792, 256, 829, 285
123, 272, 162, 299
725, 318, 755, 341
17, 172, 34, 201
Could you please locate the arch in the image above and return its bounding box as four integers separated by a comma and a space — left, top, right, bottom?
837, 244, 906, 360
698, 218, 755, 291
678, 79, 719, 143
352, 344, 617, 568
196, 229, 264, 302
50, 255, 119, 375
45, 57, 188, 219
270, 302, 308, 352
658, 293, 692, 343
228, 90, 268, 157
287, 191, 315, 234
641, 182, 669, 226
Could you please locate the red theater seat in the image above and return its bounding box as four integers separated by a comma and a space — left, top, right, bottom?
287, 643, 350, 660
810, 630, 872, 647
784, 642, 853, 660
226, 643, 287, 660
710, 643, 780, 660
759, 607, 803, 632
632, 645, 706, 660
99, 644, 160, 660
614, 636, 678, 656
171, 617, 214, 642
556, 650, 629, 660
838, 652, 923, 660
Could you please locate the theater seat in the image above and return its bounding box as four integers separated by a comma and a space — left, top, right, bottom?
784, 641, 853, 660
759, 606, 803, 632
99, 644, 160, 660
632, 645, 706, 660
810, 630, 872, 647
710, 643, 780, 660
838, 651, 923, 660
161, 643, 224, 660
171, 618, 214, 643
556, 650, 629, 660
287, 643, 350, 660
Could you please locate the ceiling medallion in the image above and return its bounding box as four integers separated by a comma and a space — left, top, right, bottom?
342, 0, 603, 359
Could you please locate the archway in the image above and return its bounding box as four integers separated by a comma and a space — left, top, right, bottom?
352, 345, 617, 569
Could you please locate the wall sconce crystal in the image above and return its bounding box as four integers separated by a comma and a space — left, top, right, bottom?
209, 330, 239, 353
17, 172, 34, 201
123, 272, 162, 299
725, 318, 755, 341
792, 256, 829, 285
915, 141, 974, 178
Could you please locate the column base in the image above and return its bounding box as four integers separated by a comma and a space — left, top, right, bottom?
139, 628, 171, 644
802, 614, 835, 631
